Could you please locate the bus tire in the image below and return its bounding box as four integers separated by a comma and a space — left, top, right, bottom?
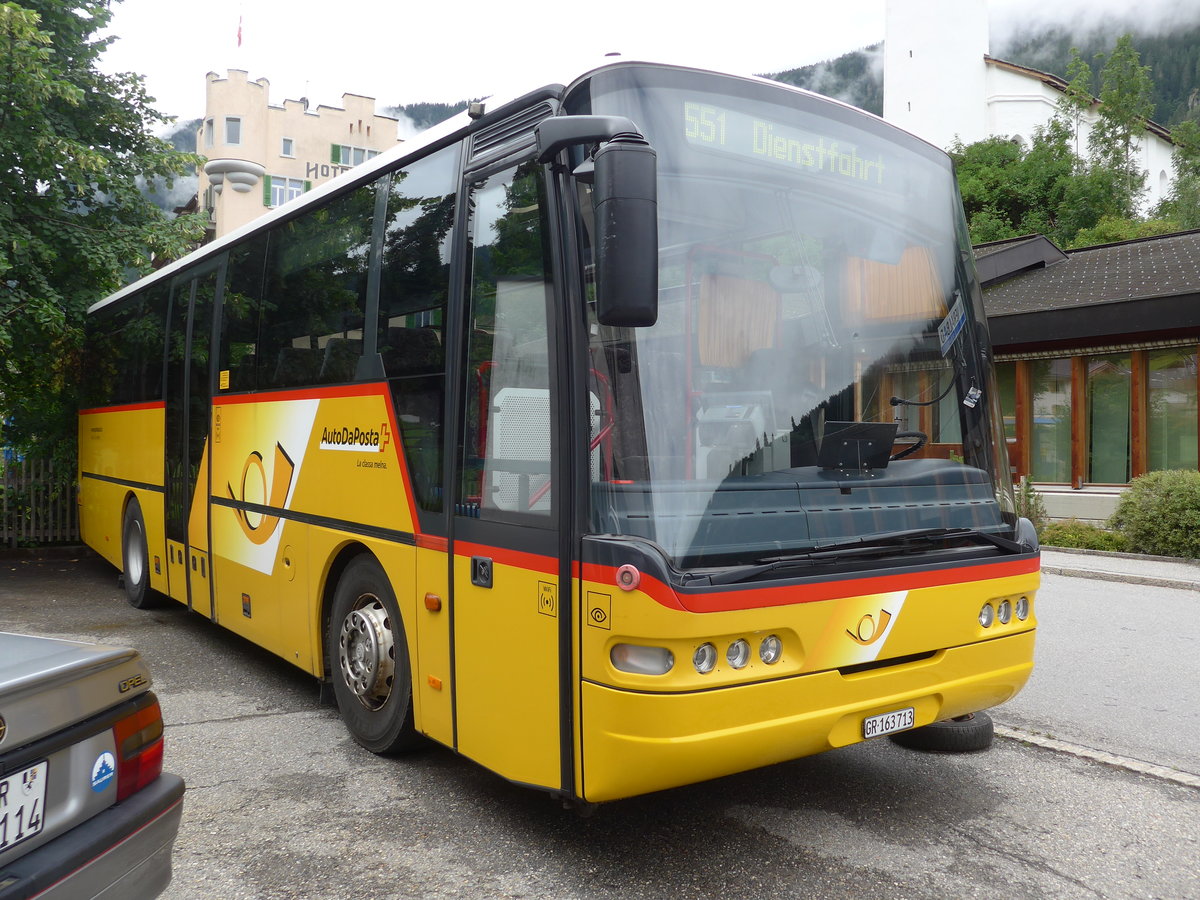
328, 555, 421, 754
888, 711, 994, 753
121, 498, 159, 610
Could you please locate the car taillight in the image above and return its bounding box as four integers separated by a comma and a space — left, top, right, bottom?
112, 692, 165, 802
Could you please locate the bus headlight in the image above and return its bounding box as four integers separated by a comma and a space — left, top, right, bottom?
997, 599, 1012, 624
979, 603, 995, 628
726, 639, 750, 670
611, 644, 674, 675
759, 635, 783, 665
693, 643, 718, 674
1016, 596, 1030, 620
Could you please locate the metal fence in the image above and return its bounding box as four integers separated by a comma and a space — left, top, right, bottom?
1, 458, 79, 547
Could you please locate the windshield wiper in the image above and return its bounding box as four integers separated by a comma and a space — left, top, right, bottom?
698, 527, 1023, 587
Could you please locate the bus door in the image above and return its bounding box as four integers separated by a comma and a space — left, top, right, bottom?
450, 158, 567, 791
164, 259, 224, 618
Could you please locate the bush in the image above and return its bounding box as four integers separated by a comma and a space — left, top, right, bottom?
1108, 469, 1200, 558
1014, 476, 1048, 531
1039, 518, 1127, 552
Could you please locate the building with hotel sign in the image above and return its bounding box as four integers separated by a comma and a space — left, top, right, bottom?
197, 69, 400, 238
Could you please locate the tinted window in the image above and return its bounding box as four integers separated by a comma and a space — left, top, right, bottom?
81, 283, 168, 408
218, 233, 269, 393
378, 146, 459, 513
258, 184, 376, 389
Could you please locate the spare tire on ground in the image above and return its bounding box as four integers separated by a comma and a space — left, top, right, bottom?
888, 711, 994, 752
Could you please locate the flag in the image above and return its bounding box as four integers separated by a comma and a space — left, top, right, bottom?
237, 15, 242, 47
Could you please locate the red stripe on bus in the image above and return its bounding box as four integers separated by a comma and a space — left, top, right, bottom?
213, 382, 387, 406
416, 534, 449, 552
79, 401, 165, 415
454, 541, 560, 577
580, 556, 1040, 614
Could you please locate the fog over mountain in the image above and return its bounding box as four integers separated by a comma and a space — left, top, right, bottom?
770, 1, 1200, 126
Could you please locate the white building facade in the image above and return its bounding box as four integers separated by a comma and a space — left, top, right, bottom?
883, 0, 1176, 210
198, 70, 401, 238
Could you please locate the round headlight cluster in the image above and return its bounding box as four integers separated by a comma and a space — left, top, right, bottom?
693, 635, 783, 674
979, 596, 1030, 628
694, 643, 718, 674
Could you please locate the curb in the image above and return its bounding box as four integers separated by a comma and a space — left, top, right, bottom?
1042, 545, 1200, 565
1040, 564, 1200, 592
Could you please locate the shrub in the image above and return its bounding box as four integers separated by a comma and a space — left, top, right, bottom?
1014, 476, 1048, 531
1039, 518, 1127, 552
1108, 469, 1200, 558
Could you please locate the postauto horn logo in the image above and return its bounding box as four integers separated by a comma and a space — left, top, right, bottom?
228, 443, 296, 545
319, 422, 390, 453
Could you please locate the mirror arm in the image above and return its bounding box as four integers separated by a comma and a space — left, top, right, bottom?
535, 115, 643, 163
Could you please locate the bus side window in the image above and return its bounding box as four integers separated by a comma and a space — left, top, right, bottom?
257, 184, 375, 390
377, 144, 459, 515
82, 284, 169, 409
459, 161, 555, 521
219, 233, 269, 393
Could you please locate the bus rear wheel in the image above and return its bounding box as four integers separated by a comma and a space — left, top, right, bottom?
889, 711, 994, 753
328, 555, 421, 754
121, 498, 159, 610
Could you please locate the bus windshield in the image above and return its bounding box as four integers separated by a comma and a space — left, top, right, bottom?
567, 65, 1014, 569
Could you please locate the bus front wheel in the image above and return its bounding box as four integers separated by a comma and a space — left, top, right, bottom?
328, 556, 421, 754
121, 498, 158, 609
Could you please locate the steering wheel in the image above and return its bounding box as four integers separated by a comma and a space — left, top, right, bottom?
890, 430, 928, 461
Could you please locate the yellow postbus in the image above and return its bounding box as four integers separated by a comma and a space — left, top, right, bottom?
79, 59, 1039, 805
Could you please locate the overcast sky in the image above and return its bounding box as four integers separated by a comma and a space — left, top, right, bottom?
99, 0, 1199, 129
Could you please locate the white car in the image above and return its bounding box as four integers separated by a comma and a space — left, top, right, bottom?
0, 633, 183, 899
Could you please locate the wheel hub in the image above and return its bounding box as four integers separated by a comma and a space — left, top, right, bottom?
338, 597, 395, 709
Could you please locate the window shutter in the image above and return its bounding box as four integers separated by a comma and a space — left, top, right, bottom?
330, 144, 339, 164
263, 176, 272, 206
304, 180, 312, 192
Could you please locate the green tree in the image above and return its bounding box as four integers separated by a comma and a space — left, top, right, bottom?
1056, 47, 1094, 157
0, 0, 206, 458
1154, 119, 1200, 229
951, 118, 1080, 245
1088, 35, 1155, 217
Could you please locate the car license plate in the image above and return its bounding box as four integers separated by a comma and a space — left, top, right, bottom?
0, 761, 47, 852
863, 707, 915, 739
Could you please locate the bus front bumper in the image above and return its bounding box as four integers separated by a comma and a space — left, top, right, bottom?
580, 629, 1034, 803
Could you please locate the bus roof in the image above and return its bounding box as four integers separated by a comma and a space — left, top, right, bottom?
88, 56, 924, 316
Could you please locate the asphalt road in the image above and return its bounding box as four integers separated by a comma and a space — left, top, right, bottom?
998, 571, 1200, 778
2, 552, 1198, 900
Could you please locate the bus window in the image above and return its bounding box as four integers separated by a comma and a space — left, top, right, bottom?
378, 145, 459, 514
257, 184, 376, 389
460, 161, 555, 521
82, 284, 169, 409
218, 233, 270, 393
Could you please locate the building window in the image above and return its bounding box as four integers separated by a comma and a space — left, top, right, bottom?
225, 116, 242, 145
1148, 348, 1198, 472
995, 362, 1017, 444
267, 176, 307, 208
1030, 358, 1071, 483
332, 144, 381, 167
281, 137, 294, 157
1087, 353, 1131, 484
204, 118, 214, 149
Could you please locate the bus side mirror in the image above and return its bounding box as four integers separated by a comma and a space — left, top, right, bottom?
535, 116, 659, 328
593, 134, 658, 327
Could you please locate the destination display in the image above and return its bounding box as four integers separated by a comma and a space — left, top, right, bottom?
682, 99, 893, 192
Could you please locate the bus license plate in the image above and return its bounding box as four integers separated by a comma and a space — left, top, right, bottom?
863, 707, 915, 739
0, 761, 47, 852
